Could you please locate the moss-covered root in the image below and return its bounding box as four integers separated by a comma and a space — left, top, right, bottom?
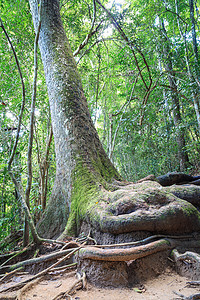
78, 238, 175, 261
87, 182, 200, 235
172, 249, 200, 281
172, 249, 200, 265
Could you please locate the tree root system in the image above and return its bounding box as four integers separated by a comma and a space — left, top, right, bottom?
52, 272, 86, 300
0, 244, 84, 294
172, 249, 200, 280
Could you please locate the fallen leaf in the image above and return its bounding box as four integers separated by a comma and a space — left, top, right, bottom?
55, 282, 62, 288
133, 287, 145, 293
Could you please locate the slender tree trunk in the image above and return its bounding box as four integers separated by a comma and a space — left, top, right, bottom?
175, 0, 200, 134
189, 0, 199, 81
161, 21, 190, 171
1, 176, 6, 218
29, 0, 120, 238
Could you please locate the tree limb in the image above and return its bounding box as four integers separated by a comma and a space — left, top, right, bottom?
95, 0, 152, 90
73, 0, 102, 57
0, 244, 85, 293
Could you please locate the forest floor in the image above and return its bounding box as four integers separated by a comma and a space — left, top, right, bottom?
1, 268, 200, 300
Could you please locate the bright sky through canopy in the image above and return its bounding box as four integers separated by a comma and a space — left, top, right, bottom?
106, 0, 125, 9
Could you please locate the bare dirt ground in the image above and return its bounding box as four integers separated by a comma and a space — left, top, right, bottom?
1, 269, 200, 300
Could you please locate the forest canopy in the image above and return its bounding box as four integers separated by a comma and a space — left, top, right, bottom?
0, 0, 199, 243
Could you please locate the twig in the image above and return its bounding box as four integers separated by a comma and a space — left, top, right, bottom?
52, 272, 86, 300
173, 291, 200, 299
60, 241, 79, 251
0, 16, 26, 168
17, 278, 41, 300
0, 243, 86, 293
0, 267, 22, 283
0, 247, 29, 269
0, 248, 79, 272
186, 281, 200, 286
89, 234, 193, 248
50, 262, 77, 272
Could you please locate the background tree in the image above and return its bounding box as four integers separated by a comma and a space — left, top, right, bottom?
0, 0, 199, 242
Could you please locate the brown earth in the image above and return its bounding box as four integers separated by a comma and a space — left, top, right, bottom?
1, 269, 200, 300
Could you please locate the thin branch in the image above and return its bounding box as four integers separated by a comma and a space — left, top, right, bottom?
73, 0, 102, 57
0, 267, 22, 283
0, 243, 86, 293
164, 8, 188, 25
0, 16, 26, 169
0, 3, 43, 245
76, 37, 114, 63
109, 71, 141, 158
139, 76, 161, 125
95, 0, 152, 90
52, 272, 86, 300
159, 84, 191, 101
25, 0, 42, 210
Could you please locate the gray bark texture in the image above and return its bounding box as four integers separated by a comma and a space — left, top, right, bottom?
161, 21, 190, 171
28, 1, 200, 244
28, 0, 119, 238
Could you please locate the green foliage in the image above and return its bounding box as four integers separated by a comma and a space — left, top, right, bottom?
0, 0, 55, 242
0, 0, 200, 241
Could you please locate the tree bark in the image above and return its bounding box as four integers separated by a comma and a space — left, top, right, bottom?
29, 0, 120, 238
27, 1, 200, 245
161, 21, 190, 171
189, 0, 199, 81
175, 0, 200, 134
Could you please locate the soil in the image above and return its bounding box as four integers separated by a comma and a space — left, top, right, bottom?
1, 237, 200, 300
1, 269, 200, 300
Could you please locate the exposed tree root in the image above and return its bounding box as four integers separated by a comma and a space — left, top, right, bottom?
0, 244, 84, 294
16, 278, 41, 300
173, 291, 200, 300
186, 281, 200, 287
52, 272, 86, 300
78, 238, 200, 262
0, 247, 30, 269
156, 172, 200, 187
138, 172, 200, 187
91, 234, 194, 248
172, 249, 200, 281
172, 249, 200, 265
0, 268, 22, 283
0, 231, 23, 251
86, 181, 200, 236
0, 243, 79, 273
78, 238, 175, 261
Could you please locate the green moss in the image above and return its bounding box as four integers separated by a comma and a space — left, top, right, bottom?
181, 201, 198, 215
60, 159, 103, 237
90, 151, 121, 184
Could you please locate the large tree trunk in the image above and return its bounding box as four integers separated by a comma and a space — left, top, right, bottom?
29, 0, 120, 238
28, 1, 200, 245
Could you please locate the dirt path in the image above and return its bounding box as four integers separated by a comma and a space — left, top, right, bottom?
1, 269, 199, 300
